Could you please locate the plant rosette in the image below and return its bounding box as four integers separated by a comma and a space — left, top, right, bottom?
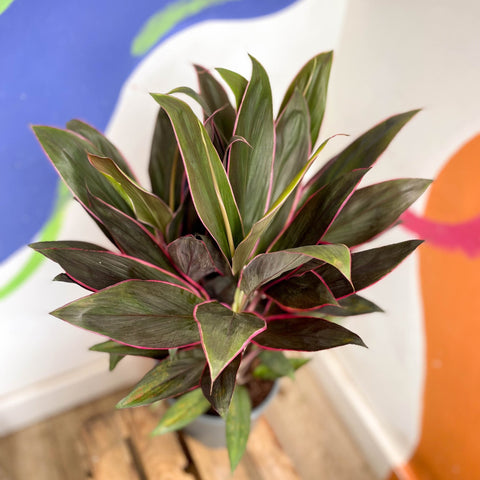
30, 51, 430, 471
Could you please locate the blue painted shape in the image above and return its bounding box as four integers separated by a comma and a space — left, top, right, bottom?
0, 0, 298, 262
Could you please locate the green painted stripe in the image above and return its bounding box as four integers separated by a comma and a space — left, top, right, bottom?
0, 0, 15, 15
131, 0, 236, 57
0, 182, 71, 300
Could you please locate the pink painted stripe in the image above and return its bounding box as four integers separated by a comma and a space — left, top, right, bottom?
401, 210, 480, 258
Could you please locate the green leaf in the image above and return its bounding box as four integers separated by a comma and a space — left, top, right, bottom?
89, 154, 172, 233
86, 193, 173, 271
168, 86, 212, 114
228, 55, 275, 232
149, 107, 185, 211
152, 388, 210, 435
31, 241, 186, 290
231, 137, 333, 274
194, 301, 266, 382
32, 126, 132, 215
201, 353, 242, 417
52, 280, 203, 349
0, 0, 15, 15
66, 119, 135, 179
254, 317, 366, 351
266, 272, 338, 311
319, 240, 424, 298
151, 94, 243, 259
315, 294, 384, 317
240, 244, 351, 300
271, 89, 311, 204
108, 354, 124, 371
226, 385, 251, 472
272, 169, 369, 251
322, 178, 432, 246
257, 351, 294, 380
195, 65, 236, 149
253, 355, 309, 381
279, 51, 333, 147
307, 110, 420, 194
90, 340, 170, 359
117, 350, 206, 408
216, 67, 248, 109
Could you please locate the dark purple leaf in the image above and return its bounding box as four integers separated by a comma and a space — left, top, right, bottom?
315, 294, 384, 317
272, 169, 368, 251
265, 271, 338, 311
31, 241, 187, 291
201, 353, 242, 417
254, 316, 366, 351
306, 110, 420, 194
323, 178, 432, 246
319, 240, 424, 297
228, 55, 275, 231
149, 107, 185, 211
52, 280, 204, 349
168, 235, 218, 282
86, 193, 173, 271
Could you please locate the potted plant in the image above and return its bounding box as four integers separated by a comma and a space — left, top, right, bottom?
30, 51, 430, 471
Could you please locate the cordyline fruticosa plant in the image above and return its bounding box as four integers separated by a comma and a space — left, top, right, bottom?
30, 51, 430, 470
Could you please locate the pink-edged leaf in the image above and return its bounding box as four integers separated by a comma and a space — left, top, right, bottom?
32, 126, 132, 215
278, 51, 333, 147
30, 241, 188, 291
271, 169, 369, 251
231, 137, 334, 274
319, 240, 424, 297
86, 193, 173, 271
194, 301, 266, 382
201, 353, 242, 417
240, 244, 351, 300
195, 64, 236, 151
116, 349, 206, 408
168, 235, 218, 282
51, 280, 204, 349
228, 55, 275, 232
149, 107, 185, 211
271, 88, 311, 203
265, 271, 338, 311
314, 294, 384, 317
66, 119, 136, 180
306, 110, 420, 195
89, 154, 172, 233
254, 316, 366, 351
322, 178, 432, 246
226, 385, 251, 472
216, 67, 248, 109
151, 94, 243, 259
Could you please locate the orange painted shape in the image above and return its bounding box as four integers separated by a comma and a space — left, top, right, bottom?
390, 134, 480, 479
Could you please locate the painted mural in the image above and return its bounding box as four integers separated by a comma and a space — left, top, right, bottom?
0, 0, 298, 298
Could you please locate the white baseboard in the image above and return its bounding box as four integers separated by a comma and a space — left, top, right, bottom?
0, 356, 154, 437
311, 353, 411, 479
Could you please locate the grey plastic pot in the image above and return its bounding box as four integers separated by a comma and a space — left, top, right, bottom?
180, 381, 279, 448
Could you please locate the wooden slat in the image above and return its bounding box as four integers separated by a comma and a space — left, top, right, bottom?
264, 366, 377, 480
81, 405, 195, 480
183, 417, 301, 480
